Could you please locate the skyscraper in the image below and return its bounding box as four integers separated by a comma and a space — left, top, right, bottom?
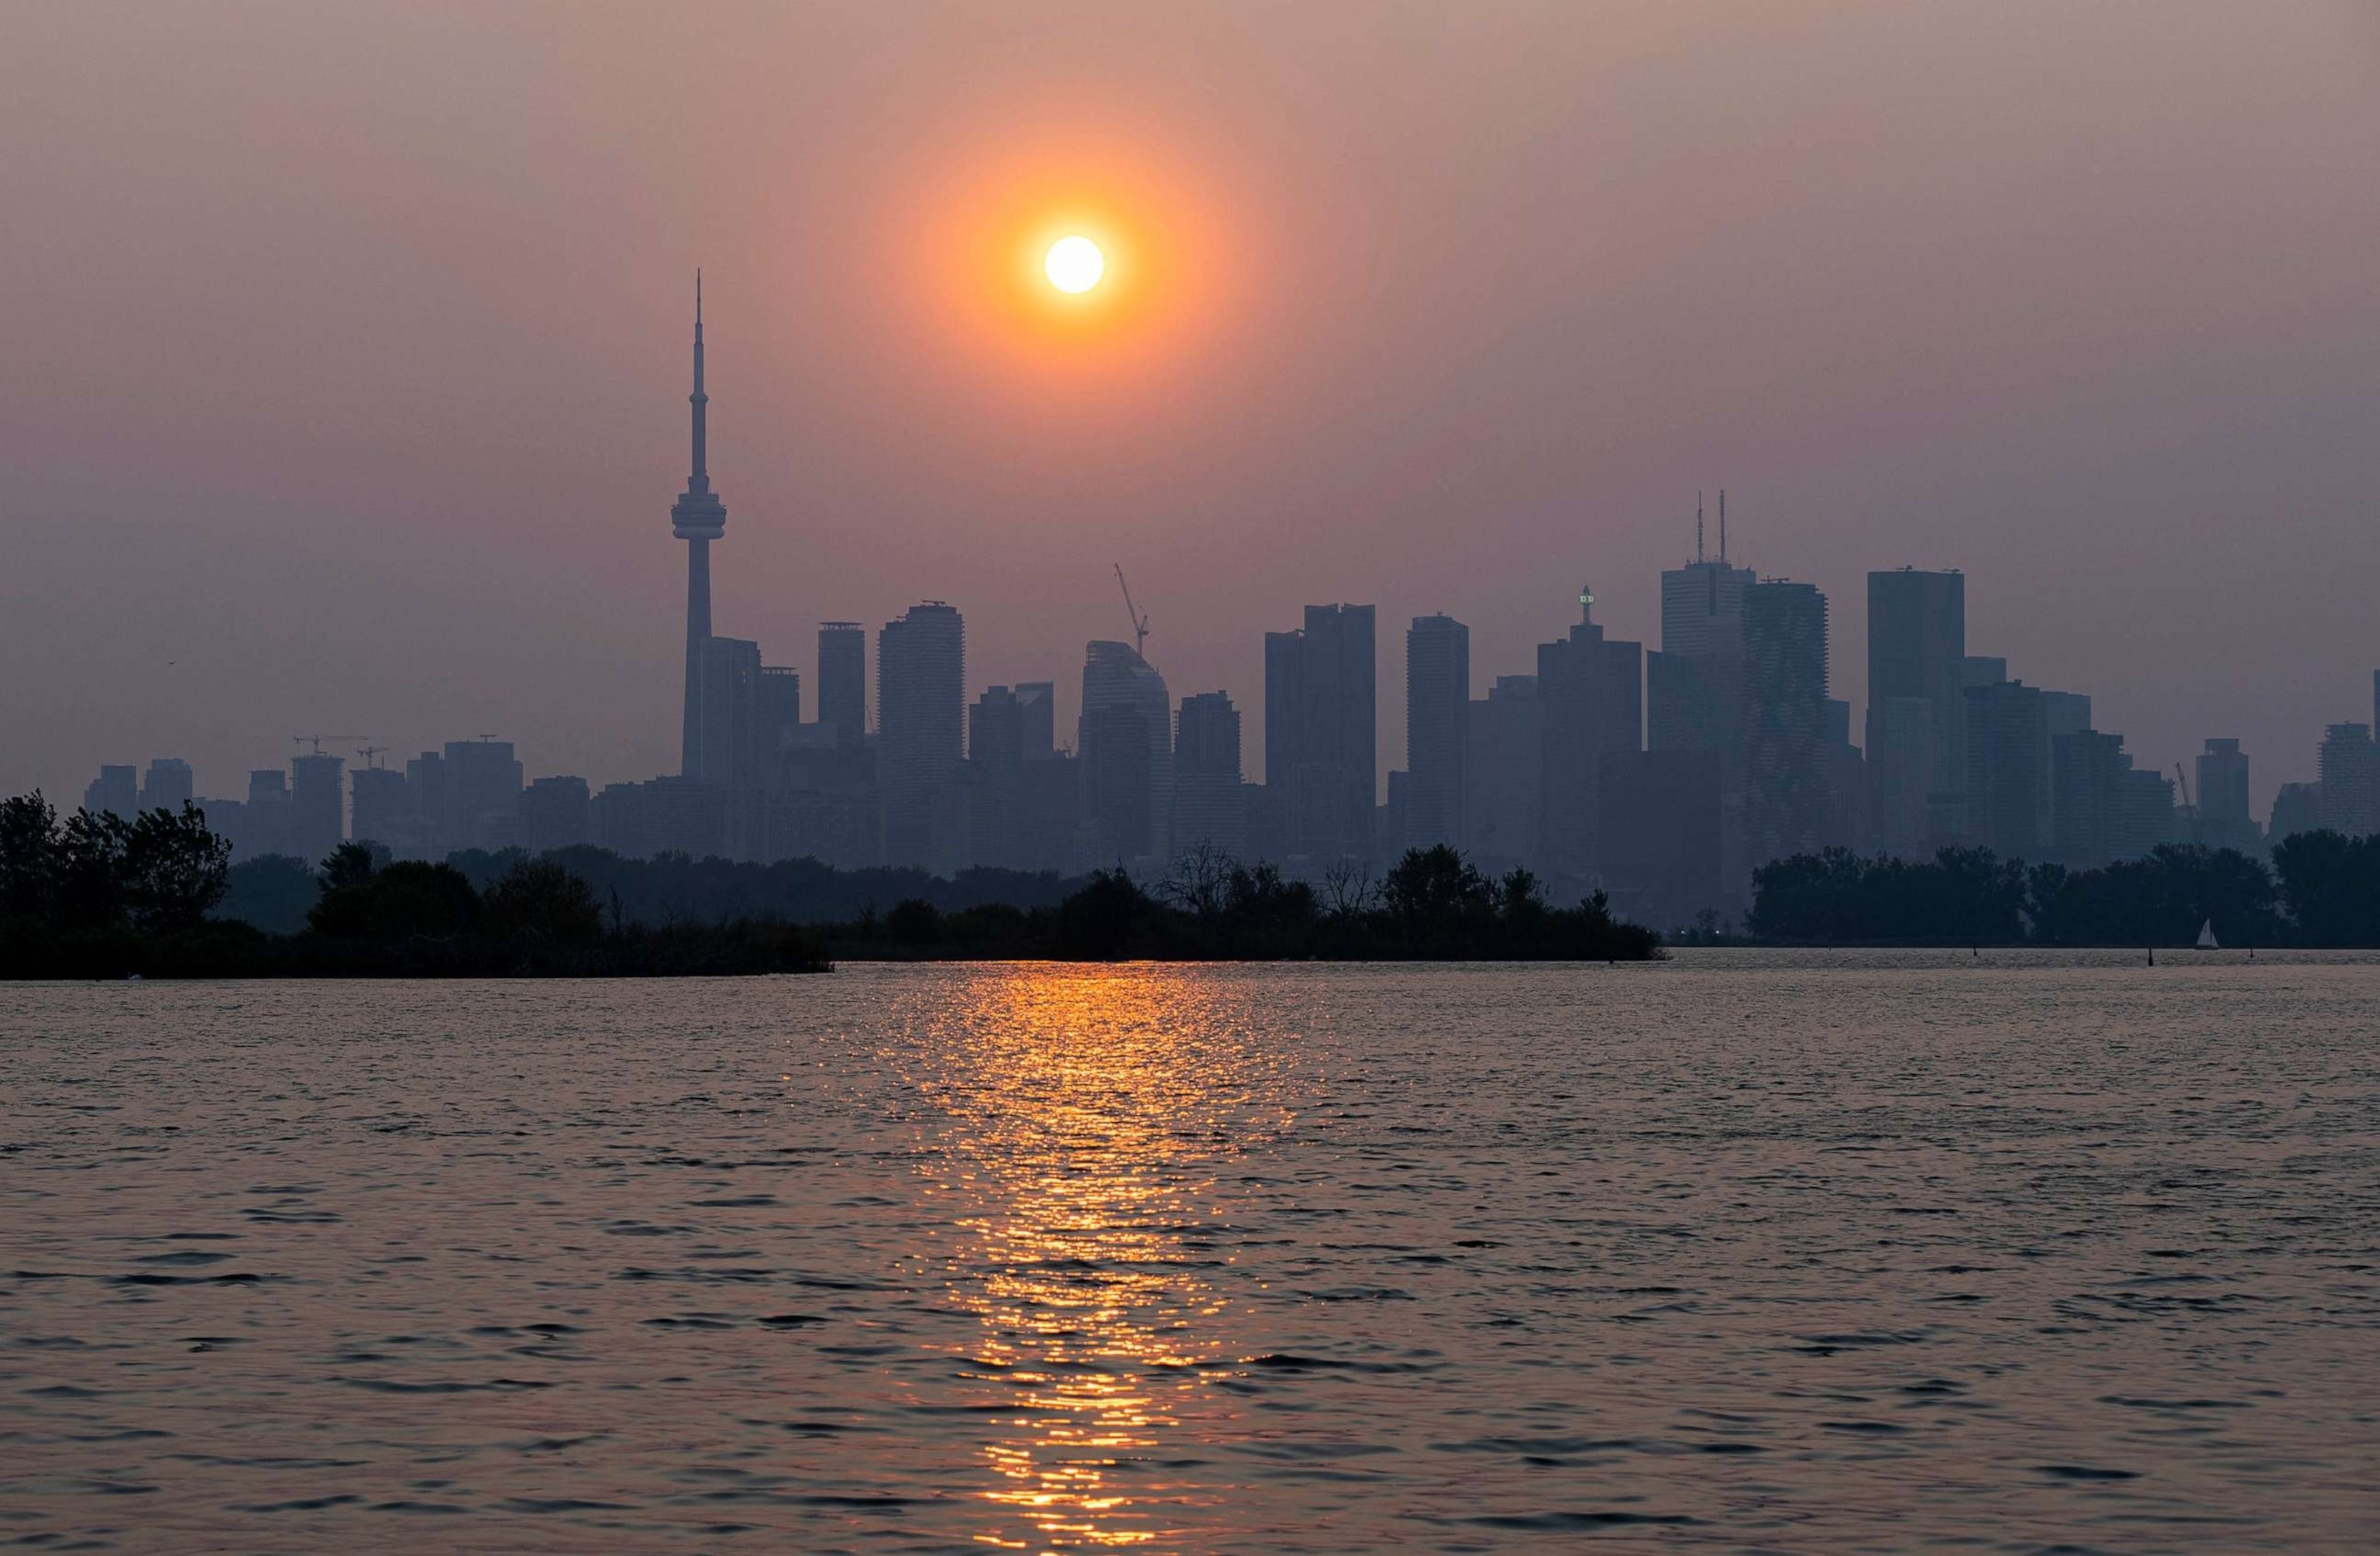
1741, 580, 1831, 866
1172, 690, 1247, 859
1963, 679, 2051, 859
520, 776, 592, 853
441, 738, 523, 853
1264, 604, 1377, 862
1866, 567, 1967, 854
289, 752, 346, 863
139, 758, 193, 812
2317, 723, 2378, 837
1079, 640, 1173, 868
1536, 585, 1640, 882
2193, 738, 2258, 852
1014, 681, 1056, 761
690, 635, 764, 789
1650, 508, 1759, 888
82, 765, 138, 818
817, 623, 866, 747
669, 275, 729, 779
1464, 675, 1542, 873
1405, 614, 1470, 851
350, 764, 411, 851
878, 602, 965, 866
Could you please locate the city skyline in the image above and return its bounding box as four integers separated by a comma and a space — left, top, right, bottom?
6, 5, 2378, 819
41, 285, 2380, 890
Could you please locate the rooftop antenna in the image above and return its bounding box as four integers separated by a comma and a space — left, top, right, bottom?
1719, 489, 1728, 563
1697, 491, 1705, 563
1113, 564, 1150, 659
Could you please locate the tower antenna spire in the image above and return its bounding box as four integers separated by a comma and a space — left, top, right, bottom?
1719, 489, 1728, 563
669, 272, 729, 779
1697, 491, 1705, 563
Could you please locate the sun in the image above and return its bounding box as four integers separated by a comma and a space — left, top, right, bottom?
1044, 235, 1105, 294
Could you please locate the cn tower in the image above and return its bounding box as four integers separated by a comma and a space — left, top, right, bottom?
669, 273, 727, 777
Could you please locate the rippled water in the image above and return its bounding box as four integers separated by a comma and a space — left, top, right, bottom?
4, 953, 2376, 1551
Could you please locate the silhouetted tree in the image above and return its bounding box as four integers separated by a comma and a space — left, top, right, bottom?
1380, 845, 1494, 930
1051, 869, 1155, 959
2272, 830, 2380, 947
320, 841, 383, 891
309, 860, 479, 941
0, 791, 61, 919
884, 897, 944, 946
120, 803, 232, 933
55, 809, 134, 928
482, 859, 603, 945
1157, 840, 1237, 919
216, 855, 322, 934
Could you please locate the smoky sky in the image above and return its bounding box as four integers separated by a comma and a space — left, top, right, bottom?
3, 1, 2375, 813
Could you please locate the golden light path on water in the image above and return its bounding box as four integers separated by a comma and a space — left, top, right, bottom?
889, 967, 1299, 1551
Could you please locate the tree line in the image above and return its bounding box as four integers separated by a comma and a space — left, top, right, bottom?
4, 793, 1661, 974
829, 843, 1663, 961
0, 793, 827, 978
1748, 835, 2380, 946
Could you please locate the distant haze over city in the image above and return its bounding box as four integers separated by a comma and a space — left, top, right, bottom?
4, 3, 2375, 815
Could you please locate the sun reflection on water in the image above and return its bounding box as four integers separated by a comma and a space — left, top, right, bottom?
899, 966, 1295, 1551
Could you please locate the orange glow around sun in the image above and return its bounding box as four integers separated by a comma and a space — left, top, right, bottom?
882, 120, 1245, 392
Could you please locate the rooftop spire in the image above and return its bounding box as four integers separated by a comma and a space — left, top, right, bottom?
1719, 488, 1728, 563
669, 272, 727, 540
690, 270, 708, 487
1697, 491, 1705, 563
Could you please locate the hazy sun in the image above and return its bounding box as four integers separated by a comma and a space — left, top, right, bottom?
1044, 235, 1104, 293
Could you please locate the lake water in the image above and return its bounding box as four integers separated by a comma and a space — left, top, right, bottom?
3, 952, 2375, 1552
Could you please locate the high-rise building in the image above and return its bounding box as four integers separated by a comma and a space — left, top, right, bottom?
1173, 690, 1247, 859
139, 759, 193, 812
1866, 567, 1966, 854
350, 766, 412, 851
1079, 640, 1173, 869
1464, 675, 1542, 873
2052, 728, 2129, 868
755, 666, 801, 783
1651, 507, 1758, 885
1015, 681, 1056, 761
669, 276, 730, 780
2272, 781, 2323, 843
2317, 723, 2379, 837
953, 700, 1078, 873
817, 623, 866, 747
404, 750, 445, 846
1264, 604, 1377, 863
1963, 679, 2050, 859
2192, 738, 2259, 852
82, 765, 138, 818
520, 776, 592, 854
1536, 585, 1641, 882
690, 635, 763, 788
288, 752, 346, 863
1599, 749, 1722, 927
1741, 580, 1831, 867
442, 739, 523, 853
1405, 614, 1470, 851
2050, 726, 2170, 867
878, 602, 965, 867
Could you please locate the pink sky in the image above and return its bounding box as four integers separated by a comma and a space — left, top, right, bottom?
3, 2, 2375, 814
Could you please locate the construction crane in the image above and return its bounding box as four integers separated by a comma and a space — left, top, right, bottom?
355, 745, 390, 769
2175, 762, 2193, 812
291, 734, 365, 757
1113, 564, 1150, 660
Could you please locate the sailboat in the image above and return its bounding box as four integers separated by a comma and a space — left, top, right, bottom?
2196, 919, 2219, 950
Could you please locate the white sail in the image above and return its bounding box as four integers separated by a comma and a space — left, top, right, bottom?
2196, 918, 2218, 949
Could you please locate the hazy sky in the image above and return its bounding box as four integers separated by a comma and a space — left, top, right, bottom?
4, 2, 2375, 814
